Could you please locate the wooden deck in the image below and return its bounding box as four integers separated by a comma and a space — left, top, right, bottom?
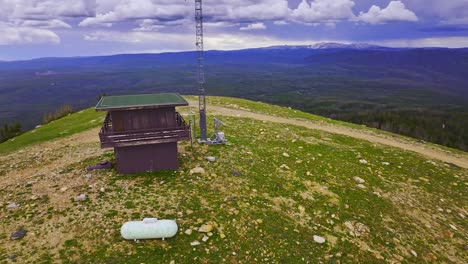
99, 112, 190, 148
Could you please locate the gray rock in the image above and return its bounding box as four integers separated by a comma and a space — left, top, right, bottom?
344, 221, 370, 237
206, 156, 216, 162
11, 228, 26, 240
231, 170, 242, 176
190, 241, 201, 246
7, 202, 20, 210
353, 177, 365, 183
313, 235, 326, 244
74, 194, 87, 202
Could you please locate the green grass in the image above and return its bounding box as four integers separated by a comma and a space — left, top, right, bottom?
1, 96, 466, 263
201, 96, 468, 156
0, 108, 104, 155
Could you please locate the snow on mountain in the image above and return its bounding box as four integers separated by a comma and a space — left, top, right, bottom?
263, 42, 387, 50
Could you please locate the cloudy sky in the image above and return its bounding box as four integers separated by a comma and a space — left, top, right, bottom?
1, 0, 468, 60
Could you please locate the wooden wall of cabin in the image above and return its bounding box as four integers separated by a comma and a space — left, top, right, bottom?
110, 107, 177, 132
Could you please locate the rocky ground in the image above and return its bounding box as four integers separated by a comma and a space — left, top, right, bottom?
0, 99, 467, 263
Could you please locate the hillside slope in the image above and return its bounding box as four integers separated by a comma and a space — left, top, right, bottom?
1, 97, 467, 263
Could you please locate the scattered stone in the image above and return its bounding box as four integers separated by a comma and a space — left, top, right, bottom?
11, 228, 26, 240
60, 187, 68, 192
220, 233, 226, 239
306, 171, 312, 176
442, 230, 453, 238
7, 202, 20, 210
298, 205, 305, 213
231, 170, 242, 176
449, 224, 458, 230
74, 194, 87, 202
206, 156, 216, 162
418, 177, 430, 182
282, 153, 290, 157
279, 164, 290, 170
202, 236, 209, 242
424, 253, 437, 261
353, 177, 365, 183
185, 229, 193, 235
87, 161, 112, 171
344, 221, 370, 237
100, 187, 105, 192
356, 184, 366, 189
84, 174, 93, 180
382, 162, 390, 166
190, 241, 201, 246
359, 159, 368, 165
256, 219, 263, 224
186, 209, 194, 215
190, 167, 205, 175
198, 224, 213, 233
410, 250, 417, 257
313, 235, 326, 244
207, 232, 213, 237
295, 160, 303, 164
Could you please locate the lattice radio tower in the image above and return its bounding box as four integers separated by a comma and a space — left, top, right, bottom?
195, 0, 207, 142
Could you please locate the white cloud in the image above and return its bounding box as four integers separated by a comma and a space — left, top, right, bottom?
59, 0, 369, 30
206, 0, 290, 22
291, 0, 356, 24
359, 1, 418, 25
16, 19, 71, 29
133, 19, 165, 32
0, 0, 95, 44
240, 22, 266, 31
274, 20, 288, 25
79, 0, 189, 27
0, 22, 60, 45
2, 0, 95, 20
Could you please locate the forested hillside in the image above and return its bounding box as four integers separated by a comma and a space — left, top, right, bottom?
1, 45, 467, 150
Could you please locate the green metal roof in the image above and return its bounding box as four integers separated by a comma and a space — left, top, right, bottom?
95, 93, 188, 111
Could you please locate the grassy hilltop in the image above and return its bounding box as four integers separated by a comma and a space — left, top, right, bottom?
0, 97, 467, 263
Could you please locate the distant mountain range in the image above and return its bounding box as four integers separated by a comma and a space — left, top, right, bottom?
0, 42, 468, 150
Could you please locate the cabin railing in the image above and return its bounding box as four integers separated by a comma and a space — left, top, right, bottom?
99, 112, 191, 148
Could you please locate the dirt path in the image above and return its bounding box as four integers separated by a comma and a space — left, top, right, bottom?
190, 102, 468, 169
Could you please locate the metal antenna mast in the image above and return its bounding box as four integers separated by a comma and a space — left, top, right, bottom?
195, 0, 207, 141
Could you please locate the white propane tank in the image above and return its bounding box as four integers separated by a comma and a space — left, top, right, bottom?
121, 218, 178, 240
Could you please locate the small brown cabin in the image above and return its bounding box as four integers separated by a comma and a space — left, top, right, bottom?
96, 93, 190, 174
